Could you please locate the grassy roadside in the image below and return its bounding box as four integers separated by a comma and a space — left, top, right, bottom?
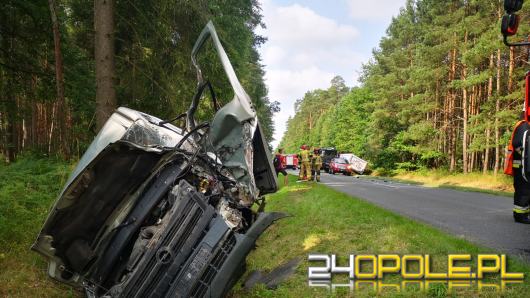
1, 158, 529, 297
0, 156, 78, 297
373, 170, 514, 197
230, 175, 530, 297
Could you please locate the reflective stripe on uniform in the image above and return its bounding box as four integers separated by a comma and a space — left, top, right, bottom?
513, 160, 522, 168
521, 130, 528, 182
513, 205, 530, 213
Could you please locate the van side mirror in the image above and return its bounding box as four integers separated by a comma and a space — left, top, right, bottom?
502, 14, 520, 36
505, 0, 524, 13
502, 0, 529, 46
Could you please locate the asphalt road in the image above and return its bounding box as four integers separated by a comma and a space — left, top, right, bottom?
290, 170, 530, 261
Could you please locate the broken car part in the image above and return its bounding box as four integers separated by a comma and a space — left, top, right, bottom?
32, 21, 282, 298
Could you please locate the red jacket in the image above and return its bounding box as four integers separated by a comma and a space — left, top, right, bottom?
275, 153, 286, 170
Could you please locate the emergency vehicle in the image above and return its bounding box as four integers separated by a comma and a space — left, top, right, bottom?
284, 154, 299, 169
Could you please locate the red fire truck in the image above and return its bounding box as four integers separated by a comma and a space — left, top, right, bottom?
284, 154, 299, 170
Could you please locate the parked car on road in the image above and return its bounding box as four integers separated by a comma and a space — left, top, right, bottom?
328, 158, 353, 175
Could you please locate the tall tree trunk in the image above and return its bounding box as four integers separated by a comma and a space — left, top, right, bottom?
449, 37, 457, 172
470, 85, 480, 171
434, 79, 439, 126
484, 124, 491, 174
494, 48, 501, 175
95, 0, 117, 130
508, 46, 515, 92
48, 102, 57, 154
483, 54, 494, 173
3, 21, 16, 162
48, 0, 68, 157
462, 31, 468, 173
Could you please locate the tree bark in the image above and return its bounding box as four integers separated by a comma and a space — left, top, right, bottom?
483, 54, 494, 174
449, 36, 457, 172
48, 102, 57, 154
3, 23, 16, 162
494, 48, 501, 175
95, 0, 117, 130
484, 124, 491, 174
508, 46, 515, 92
48, 0, 68, 156
462, 31, 468, 173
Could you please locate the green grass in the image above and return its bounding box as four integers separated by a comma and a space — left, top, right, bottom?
374, 170, 514, 197
1, 158, 529, 297
0, 155, 78, 297
365, 175, 513, 198
229, 175, 530, 297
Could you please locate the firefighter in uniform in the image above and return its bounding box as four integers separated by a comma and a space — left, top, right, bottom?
311, 148, 322, 182
298, 145, 312, 181
505, 110, 530, 224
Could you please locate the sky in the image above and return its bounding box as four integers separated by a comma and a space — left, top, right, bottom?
256, 0, 407, 148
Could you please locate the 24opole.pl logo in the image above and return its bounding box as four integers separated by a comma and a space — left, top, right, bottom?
308, 254, 524, 293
